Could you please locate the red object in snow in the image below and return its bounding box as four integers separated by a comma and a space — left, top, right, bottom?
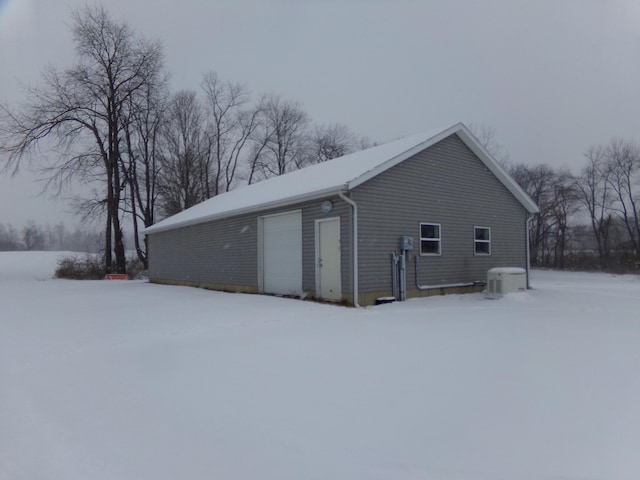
105, 274, 128, 280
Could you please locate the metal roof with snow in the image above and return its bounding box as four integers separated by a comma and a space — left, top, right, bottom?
144, 122, 538, 234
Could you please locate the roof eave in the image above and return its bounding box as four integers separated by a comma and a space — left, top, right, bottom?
143, 185, 346, 235
454, 125, 540, 214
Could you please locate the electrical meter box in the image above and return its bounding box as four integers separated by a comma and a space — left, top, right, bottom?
399, 236, 414, 251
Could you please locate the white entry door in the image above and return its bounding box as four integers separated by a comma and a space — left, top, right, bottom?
261, 211, 302, 296
316, 217, 341, 301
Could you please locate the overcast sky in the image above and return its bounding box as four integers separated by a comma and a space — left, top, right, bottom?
2, 0, 640, 227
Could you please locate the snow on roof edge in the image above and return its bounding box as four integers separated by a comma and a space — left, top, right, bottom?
143, 185, 344, 234
144, 122, 539, 235
143, 125, 455, 235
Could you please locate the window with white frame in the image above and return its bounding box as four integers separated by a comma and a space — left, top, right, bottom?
420, 223, 441, 255
474, 226, 491, 255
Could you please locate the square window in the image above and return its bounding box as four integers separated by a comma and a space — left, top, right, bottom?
420, 223, 441, 255
474, 226, 491, 255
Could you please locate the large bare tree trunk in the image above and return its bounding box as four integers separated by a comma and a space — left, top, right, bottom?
0, 5, 166, 275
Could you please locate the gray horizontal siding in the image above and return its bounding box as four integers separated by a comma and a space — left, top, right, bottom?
353, 133, 528, 295
147, 212, 259, 287
148, 195, 353, 298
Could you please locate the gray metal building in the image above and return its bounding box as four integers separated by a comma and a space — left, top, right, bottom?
144, 123, 539, 306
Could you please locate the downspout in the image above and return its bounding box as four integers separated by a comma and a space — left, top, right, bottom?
526, 213, 534, 289
338, 190, 359, 307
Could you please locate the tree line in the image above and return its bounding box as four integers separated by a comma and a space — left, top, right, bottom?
509, 137, 640, 273
0, 221, 102, 253
0, 5, 368, 274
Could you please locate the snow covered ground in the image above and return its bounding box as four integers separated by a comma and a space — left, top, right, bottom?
2, 251, 640, 480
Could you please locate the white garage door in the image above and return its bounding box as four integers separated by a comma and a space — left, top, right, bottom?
261, 211, 302, 296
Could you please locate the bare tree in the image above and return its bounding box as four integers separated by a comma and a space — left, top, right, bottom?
575, 145, 614, 267
306, 123, 359, 164
0, 223, 22, 251
510, 164, 558, 265
245, 95, 273, 186
122, 76, 169, 267
23, 220, 45, 251
605, 138, 640, 258
49, 222, 66, 251
469, 123, 510, 168
157, 90, 209, 217
200, 72, 264, 195
550, 169, 580, 268
0, 5, 166, 274
250, 94, 310, 181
